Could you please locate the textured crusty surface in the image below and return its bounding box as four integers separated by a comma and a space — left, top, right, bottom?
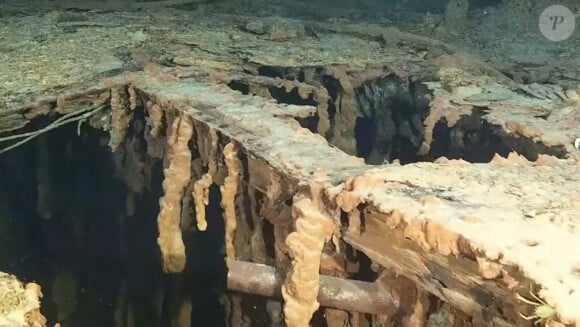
334, 156, 580, 323
2, 0, 580, 112
3, 66, 577, 323
0, 272, 47, 327
0, 8, 403, 112
423, 71, 580, 154
2, 1, 580, 325
156, 114, 193, 273
136, 80, 366, 180
136, 78, 580, 323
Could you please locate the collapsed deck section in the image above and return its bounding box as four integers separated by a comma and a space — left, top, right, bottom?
3, 69, 578, 326
133, 77, 580, 326
1, 6, 580, 327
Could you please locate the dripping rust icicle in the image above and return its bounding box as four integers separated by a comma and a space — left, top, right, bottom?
192, 128, 219, 232
193, 172, 212, 231
220, 142, 241, 263
282, 185, 335, 327
156, 114, 193, 273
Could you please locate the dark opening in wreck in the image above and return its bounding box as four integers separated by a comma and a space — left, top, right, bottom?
0, 62, 577, 327
226, 67, 569, 166
0, 79, 405, 327
0, 111, 227, 327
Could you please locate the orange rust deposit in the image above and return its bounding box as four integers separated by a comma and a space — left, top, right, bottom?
156, 114, 193, 273
281, 194, 332, 327
220, 142, 242, 263
193, 172, 213, 232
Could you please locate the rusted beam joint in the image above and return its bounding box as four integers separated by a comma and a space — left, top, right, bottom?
227, 260, 400, 316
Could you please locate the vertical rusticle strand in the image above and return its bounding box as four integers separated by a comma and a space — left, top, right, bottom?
220, 142, 241, 264
281, 196, 329, 327
193, 173, 212, 231
156, 114, 193, 273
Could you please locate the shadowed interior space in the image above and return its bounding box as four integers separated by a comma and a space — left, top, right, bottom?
0, 113, 227, 327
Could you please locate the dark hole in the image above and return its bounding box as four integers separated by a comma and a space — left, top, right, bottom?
311, 309, 329, 327
354, 117, 375, 160
227, 80, 250, 95
186, 183, 227, 327
248, 66, 568, 165
257, 66, 284, 79
352, 74, 567, 165
429, 108, 567, 162
268, 86, 316, 107
358, 204, 367, 232
262, 219, 276, 260
353, 74, 431, 165
267, 86, 320, 133
352, 251, 377, 282
0, 109, 227, 327
257, 66, 305, 82
0, 121, 130, 326
340, 210, 349, 229
321, 75, 339, 139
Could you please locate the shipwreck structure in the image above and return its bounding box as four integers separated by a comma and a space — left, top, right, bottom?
0, 0, 579, 326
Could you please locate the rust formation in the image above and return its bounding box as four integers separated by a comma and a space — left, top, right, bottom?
3, 69, 579, 327
0, 2, 579, 327
0, 273, 47, 327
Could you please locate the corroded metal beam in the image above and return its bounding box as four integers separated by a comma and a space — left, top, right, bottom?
227, 260, 400, 315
